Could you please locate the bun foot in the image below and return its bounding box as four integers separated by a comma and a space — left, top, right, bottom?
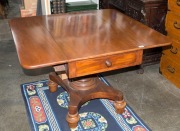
66, 113, 80, 128
114, 100, 126, 114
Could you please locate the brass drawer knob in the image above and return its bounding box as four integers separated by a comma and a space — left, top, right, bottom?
170, 46, 178, 54
167, 65, 175, 73
105, 60, 112, 67
177, 0, 180, 6
174, 21, 180, 29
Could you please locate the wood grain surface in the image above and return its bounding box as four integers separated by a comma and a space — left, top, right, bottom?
9, 9, 171, 69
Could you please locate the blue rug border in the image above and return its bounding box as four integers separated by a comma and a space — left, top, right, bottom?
20, 76, 151, 131
21, 84, 34, 131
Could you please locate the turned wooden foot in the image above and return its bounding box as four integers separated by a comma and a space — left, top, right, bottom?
48, 80, 58, 92
114, 100, 126, 114
66, 112, 80, 128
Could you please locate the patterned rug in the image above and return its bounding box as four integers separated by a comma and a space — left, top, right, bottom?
21, 76, 151, 131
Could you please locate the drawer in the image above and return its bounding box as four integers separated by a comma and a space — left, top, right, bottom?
160, 55, 180, 88
166, 12, 180, 34
68, 50, 143, 78
168, 0, 180, 14
163, 38, 180, 61
167, 31, 180, 41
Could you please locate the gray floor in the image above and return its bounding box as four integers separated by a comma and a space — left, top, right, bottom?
1, 1, 180, 131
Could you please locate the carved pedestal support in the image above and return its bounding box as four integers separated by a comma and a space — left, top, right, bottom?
48, 72, 126, 128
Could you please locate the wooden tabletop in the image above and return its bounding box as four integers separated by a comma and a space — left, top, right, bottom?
9, 9, 171, 69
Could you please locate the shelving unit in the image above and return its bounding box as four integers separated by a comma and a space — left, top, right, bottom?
41, 0, 99, 15
66, 0, 98, 12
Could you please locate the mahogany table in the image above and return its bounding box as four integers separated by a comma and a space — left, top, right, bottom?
9, 9, 171, 128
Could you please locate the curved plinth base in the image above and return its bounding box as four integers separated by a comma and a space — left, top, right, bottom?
48, 72, 126, 128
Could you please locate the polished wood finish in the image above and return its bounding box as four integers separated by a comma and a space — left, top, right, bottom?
168, 0, 180, 13
9, 9, 171, 128
160, 0, 180, 88
68, 50, 143, 78
10, 9, 171, 70
100, 0, 167, 34
100, 0, 168, 73
163, 36, 180, 62
166, 12, 180, 35
160, 56, 180, 87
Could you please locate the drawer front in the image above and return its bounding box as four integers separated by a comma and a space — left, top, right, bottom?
160, 55, 180, 87
68, 50, 143, 78
166, 12, 180, 34
168, 0, 180, 14
163, 38, 180, 61
167, 31, 180, 41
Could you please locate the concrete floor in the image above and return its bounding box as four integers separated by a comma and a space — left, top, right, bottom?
1, 1, 180, 131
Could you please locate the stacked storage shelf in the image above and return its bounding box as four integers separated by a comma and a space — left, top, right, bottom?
51, 0, 66, 14
41, 0, 98, 15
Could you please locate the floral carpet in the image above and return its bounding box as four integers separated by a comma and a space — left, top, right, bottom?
21, 76, 151, 131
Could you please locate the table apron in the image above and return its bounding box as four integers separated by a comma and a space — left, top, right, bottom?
67, 50, 143, 78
